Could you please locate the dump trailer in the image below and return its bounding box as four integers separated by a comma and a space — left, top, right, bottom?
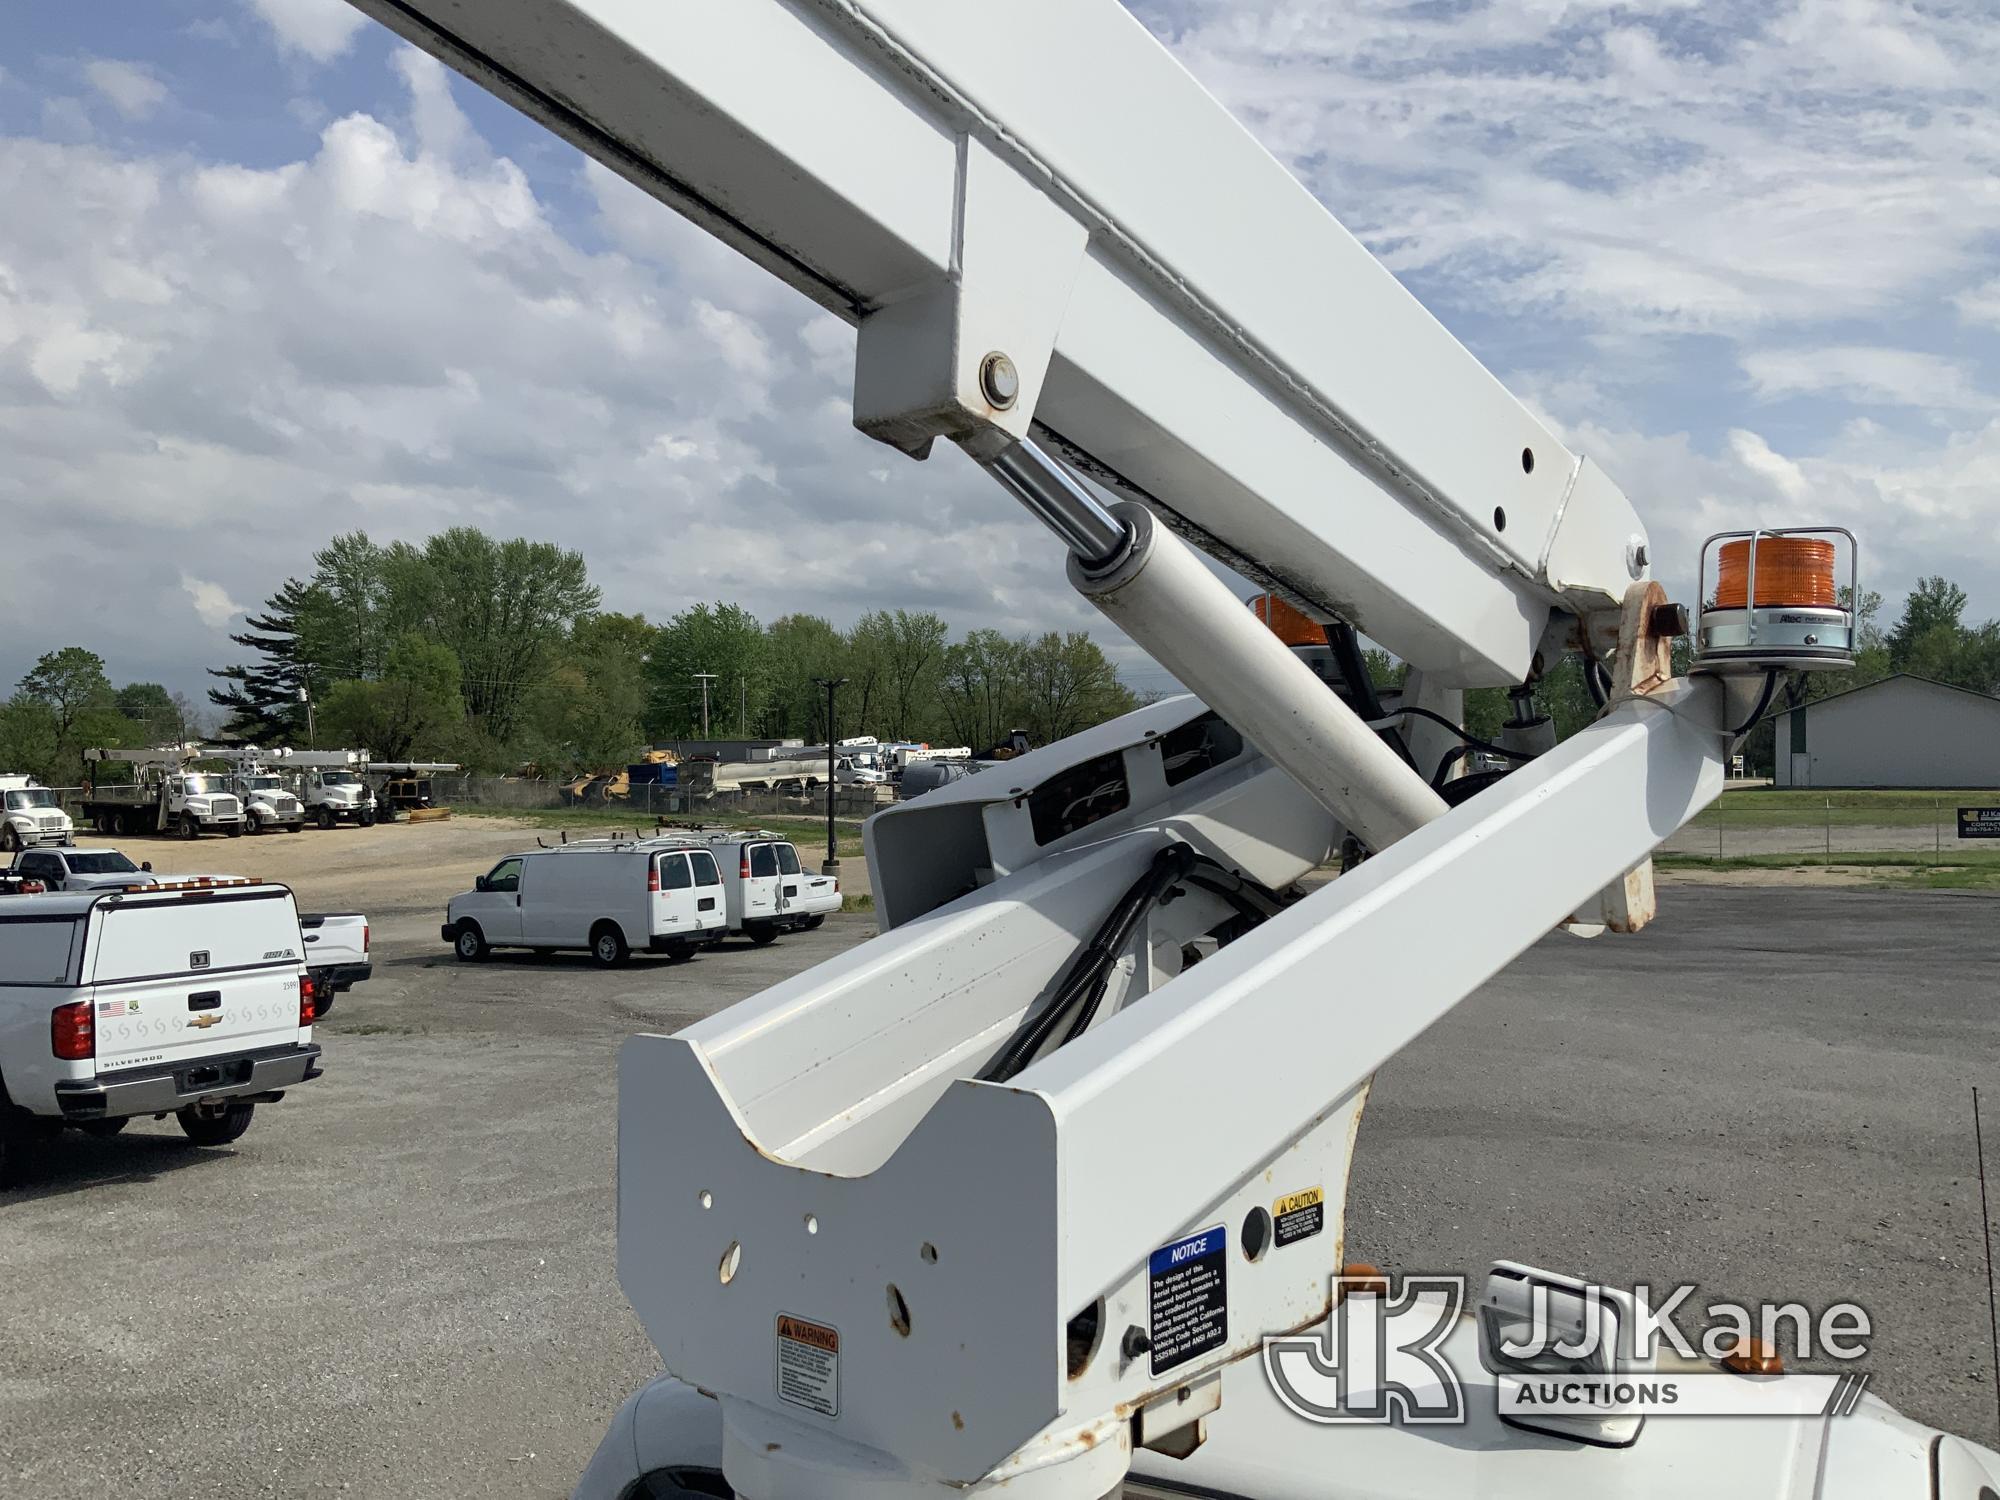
80, 747, 244, 839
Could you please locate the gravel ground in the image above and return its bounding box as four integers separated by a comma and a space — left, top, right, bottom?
1, 822, 1994, 1494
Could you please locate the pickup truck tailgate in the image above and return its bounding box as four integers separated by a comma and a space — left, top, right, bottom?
88, 890, 306, 1072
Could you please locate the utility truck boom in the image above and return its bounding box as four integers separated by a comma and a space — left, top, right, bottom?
335, 4, 1978, 1498
80, 746, 245, 840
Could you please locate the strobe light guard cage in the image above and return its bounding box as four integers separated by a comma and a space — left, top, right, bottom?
1693, 527, 1858, 674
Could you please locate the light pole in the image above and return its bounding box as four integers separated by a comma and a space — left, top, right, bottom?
693, 673, 719, 739
813, 676, 848, 877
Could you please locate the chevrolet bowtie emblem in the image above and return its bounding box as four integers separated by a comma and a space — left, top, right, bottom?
187, 1014, 222, 1029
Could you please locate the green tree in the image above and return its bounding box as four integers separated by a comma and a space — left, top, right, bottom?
0, 698, 58, 780
310, 532, 389, 681
114, 682, 193, 744
519, 612, 652, 772
647, 603, 771, 739
763, 615, 848, 739
379, 529, 600, 741
1017, 631, 1137, 744
208, 578, 323, 744
1887, 576, 1967, 669
18, 647, 114, 749
318, 635, 464, 761
876, 610, 950, 741
938, 629, 1029, 751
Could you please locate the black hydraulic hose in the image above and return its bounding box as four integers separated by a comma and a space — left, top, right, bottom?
1429, 744, 1470, 790
1329, 622, 1386, 722
981, 842, 1197, 1083
1586, 658, 1610, 708
1390, 704, 1538, 771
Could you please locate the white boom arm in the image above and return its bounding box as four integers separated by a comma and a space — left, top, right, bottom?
330, 6, 1915, 1499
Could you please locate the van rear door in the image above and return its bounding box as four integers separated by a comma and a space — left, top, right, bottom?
744, 842, 781, 922
651, 851, 701, 937
87, 888, 306, 1073
775, 841, 804, 916
687, 849, 724, 932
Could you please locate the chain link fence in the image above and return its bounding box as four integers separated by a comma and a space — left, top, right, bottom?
1660, 797, 1991, 865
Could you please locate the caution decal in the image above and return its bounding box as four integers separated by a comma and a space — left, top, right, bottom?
1273, 1185, 1325, 1248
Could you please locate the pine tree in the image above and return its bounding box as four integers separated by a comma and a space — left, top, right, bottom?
207, 579, 319, 744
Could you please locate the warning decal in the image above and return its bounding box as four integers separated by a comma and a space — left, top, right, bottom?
1148, 1226, 1227, 1375
1273, 1186, 1325, 1248
776, 1313, 840, 1418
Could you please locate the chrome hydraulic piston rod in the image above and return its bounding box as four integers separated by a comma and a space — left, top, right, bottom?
978, 439, 1448, 851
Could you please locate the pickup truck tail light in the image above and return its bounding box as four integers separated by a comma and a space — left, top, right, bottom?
52, 999, 94, 1061
363, 922, 370, 954
299, 974, 316, 1027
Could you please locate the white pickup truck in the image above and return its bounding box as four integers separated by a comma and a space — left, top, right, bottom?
0, 878, 323, 1183
299, 913, 370, 1016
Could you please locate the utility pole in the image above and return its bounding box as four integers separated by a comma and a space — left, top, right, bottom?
813, 676, 848, 877
740, 675, 747, 737
694, 673, 719, 740
298, 669, 317, 750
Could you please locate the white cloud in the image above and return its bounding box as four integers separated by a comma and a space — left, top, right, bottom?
181, 575, 245, 630
1740, 347, 1985, 411
84, 60, 169, 120
1956, 278, 2000, 330
0, 57, 1103, 695
242, 0, 368, 64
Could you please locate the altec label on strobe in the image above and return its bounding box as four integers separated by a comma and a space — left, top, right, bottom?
1149, 1226, 1228, 1375
776, 1313, 840, 1418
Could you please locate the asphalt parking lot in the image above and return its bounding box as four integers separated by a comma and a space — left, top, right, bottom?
1, 857, 1996, 1496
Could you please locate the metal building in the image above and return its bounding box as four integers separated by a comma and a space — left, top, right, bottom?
1771, 674, 2000, 788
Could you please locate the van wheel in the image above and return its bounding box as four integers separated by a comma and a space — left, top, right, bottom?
454, 922, 489, 962
590, 923, 630, 968
317, 807, 336, 831
177, 1100, 254, 1147
747, 923, 779, 946
77, 1117, 127, 1138
803, 914, 826, 931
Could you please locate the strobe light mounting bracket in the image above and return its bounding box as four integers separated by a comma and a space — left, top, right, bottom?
1692, 527, 1858, 674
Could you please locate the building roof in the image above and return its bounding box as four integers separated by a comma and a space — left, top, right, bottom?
1767, 672, 2000, 725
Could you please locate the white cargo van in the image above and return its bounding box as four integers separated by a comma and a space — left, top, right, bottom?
443, 841, 726, 966
0, 879, 322, 1181
707, 835, 840, 944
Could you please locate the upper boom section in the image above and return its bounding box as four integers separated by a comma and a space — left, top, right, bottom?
347, 0, 1651, 685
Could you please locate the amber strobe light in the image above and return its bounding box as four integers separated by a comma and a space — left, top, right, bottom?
1714, 536, 1837, 609
1694, 527, 1857, 674
1251, 593, 1330, 647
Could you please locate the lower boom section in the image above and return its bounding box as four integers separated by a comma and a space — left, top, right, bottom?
616, 678, 1734, 1497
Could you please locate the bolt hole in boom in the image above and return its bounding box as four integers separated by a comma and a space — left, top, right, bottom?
719, 1242, 741, 1285
1520, 446, 1535, 473
1066, 1299, 1105, 1380
1493, 505, 1508, 533
919, 1242, 939, 1264
1240, 1205, 1274, 1263
887, 1284, 912, 1338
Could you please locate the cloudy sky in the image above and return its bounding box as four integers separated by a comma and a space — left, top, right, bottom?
2, 0, 1996, 705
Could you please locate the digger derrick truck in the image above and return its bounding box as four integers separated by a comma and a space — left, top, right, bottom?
207, 747, 307, 835
80, 746, 245, 840
339, 4, 1991, 1498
